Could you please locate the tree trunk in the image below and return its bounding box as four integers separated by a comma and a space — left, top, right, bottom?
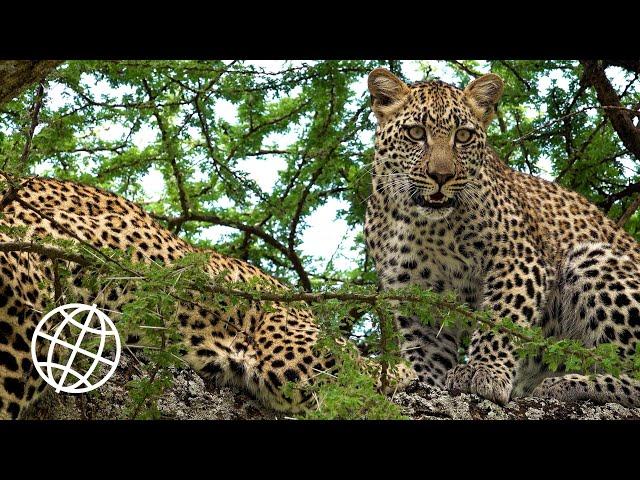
0, 60, 62, 106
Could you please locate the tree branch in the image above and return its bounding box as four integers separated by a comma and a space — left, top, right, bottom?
449, 60, 482, 79
152, 211, 312, 291
598, 181, 640, 211
0, 60, 61, 107
581, 60, 640, 160
0, 241, 90, 265
617, 194, 640, 229
498, 60, 531, 91
605, 60, 640, 75
142, 79, 190, 230
18, 82, 45, 170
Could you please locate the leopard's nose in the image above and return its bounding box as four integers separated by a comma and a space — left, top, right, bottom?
429, 172, 454, 186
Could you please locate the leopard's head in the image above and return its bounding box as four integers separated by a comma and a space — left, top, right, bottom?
368, 68, 503, 221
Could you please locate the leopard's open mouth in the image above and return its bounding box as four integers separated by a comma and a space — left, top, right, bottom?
413, 192, 454, 209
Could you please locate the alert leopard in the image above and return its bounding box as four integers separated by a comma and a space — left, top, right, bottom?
0, 176, 411, 419
365, 68, 640, 407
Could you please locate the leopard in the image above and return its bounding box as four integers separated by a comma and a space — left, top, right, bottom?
364, 67, 640, 408
0, 176, 412, 420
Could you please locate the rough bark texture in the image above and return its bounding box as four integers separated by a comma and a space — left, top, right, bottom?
606, 60, 640, 75
22, 353, 640, 420
0, 60, 62, 106
581, 60, 640, 160
23, 353, 276, 420
393, 381, 640, 420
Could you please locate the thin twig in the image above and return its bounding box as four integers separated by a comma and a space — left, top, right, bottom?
511, 105, 640, 145
617, 193, 640, 228
4, 81, 46, 173
53, 259, 63, 306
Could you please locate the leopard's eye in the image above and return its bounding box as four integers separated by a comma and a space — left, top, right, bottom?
406, 125, 426, 141
454, 128, 474, 144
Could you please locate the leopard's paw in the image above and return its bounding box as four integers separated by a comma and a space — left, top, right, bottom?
370, 361, 418, 394
445, 362, 512, 405
444, 363, 475, 392
531, 375, 587, 403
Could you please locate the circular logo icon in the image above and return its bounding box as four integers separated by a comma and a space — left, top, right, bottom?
31, 303, 121, 394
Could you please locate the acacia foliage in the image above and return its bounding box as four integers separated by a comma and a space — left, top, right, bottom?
1, 60, 640, 418
1, 60, 639, 288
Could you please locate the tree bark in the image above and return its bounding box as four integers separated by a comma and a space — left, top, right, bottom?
581, 60, 640, 161
0, 60, 62, 106
605, 60, 640, 75
23, 361, 640, 420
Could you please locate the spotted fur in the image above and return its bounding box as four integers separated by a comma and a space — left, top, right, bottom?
0, 177, 413, 419
365, 68, 640, 407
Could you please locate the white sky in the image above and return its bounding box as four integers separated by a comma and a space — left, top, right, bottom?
37, 61, 634, 275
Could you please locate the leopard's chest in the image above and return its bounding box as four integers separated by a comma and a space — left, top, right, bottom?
367, 211, 488, 307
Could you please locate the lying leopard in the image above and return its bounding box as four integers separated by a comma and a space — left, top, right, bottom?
365, 68, 640, 407
0, 176, 411, 419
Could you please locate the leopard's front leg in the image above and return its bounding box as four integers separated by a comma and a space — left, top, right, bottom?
445, 255, 550, 404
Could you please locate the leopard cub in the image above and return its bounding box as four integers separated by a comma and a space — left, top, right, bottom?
365, 68, 640, 407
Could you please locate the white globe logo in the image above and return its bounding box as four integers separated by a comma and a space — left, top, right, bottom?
31, 303, 121, 394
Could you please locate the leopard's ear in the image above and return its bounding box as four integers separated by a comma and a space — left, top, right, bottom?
368, 68, 410, 122
463, 73, 504, 126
